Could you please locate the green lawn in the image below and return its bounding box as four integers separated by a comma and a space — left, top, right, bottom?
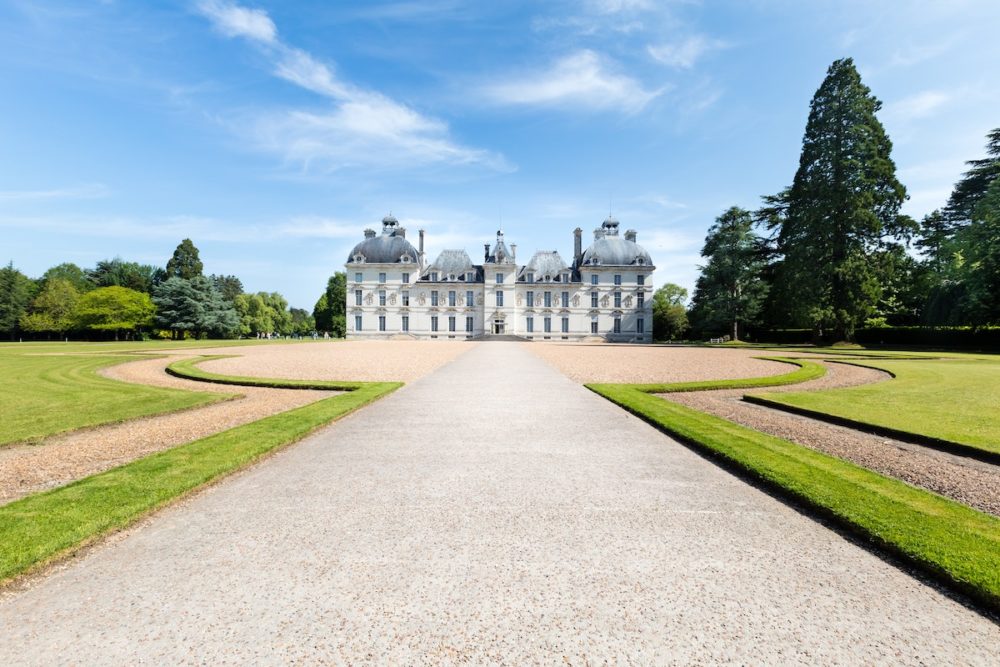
0, 380, 401, 583
747, 358, 1000, 456
587, 367, 1000, 611
0, 352, 229, 446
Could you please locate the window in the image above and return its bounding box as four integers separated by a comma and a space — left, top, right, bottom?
402, 272, 410, 284
355, 289, 362, 306
526, 292, 534, 307
614, 317, 621, 334
402, 291, 409, 307
637, 318, 645, 333
402, 316, 409, 332
378, 315, 386, 332
496, 291, 504, 307
562, 273, 569, 283
526, 317, 534, 333
544, 291, 552, 308
637, 274, 645, 286
561, 291, 569, 308
355, 315, 362, 331
561, 317, 569, 333
448, 316, 456, 332
430, 272, 439, 282
379, 290, 386, 306
465, 316, 474, 332
637, 292, 644, 309
591, 320, 598, 334
614, 291, 621, 308
431, 290, 439, 307
449, 274, 456, 281
544, 317, 552, 333
379, 272, 387, 284
431, 316, 439, 332
449, 290, 456, 307
614, 274, 621, 286
355, 272, 363, 283
496, 272, 503, 284
526, 272, 534, 283
591, 291, 598, 308
466, 290, 474, 307
591, 274, 598, 285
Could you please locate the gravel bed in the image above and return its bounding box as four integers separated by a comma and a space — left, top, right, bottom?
0, 342, 472, 506
664, 361, 1000, 516
531, 343, 790, 384
0, 356, 335, 506
197, 340, 474, 382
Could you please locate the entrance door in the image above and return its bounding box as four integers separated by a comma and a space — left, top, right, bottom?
493, 320, 505, 335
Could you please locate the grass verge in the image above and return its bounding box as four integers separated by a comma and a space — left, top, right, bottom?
586, 378, 1000, 611
746, 357, 1000, 460
166, 355, 369, 391
0, 380, 401, 584
0, 353, 230, 446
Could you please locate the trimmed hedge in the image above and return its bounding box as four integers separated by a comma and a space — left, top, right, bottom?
748, 326, 1000, 349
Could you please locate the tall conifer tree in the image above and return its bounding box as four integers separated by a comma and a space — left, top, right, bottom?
775, 58, 910, 341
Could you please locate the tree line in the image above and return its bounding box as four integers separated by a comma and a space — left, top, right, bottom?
653, 58, 1000, 343
0, 239, 342, 341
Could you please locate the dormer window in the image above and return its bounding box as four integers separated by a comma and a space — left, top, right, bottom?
544, 275, 551, 282
449, 274, 456, 281
353, 253, 366, 263
431, 272, 439, 282
637, 257, 644, 265
467, 272, 474, 282
526, 272, 534, 283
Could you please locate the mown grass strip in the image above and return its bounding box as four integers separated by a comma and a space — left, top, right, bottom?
628, 356, 826, 394
586, 381, 1000, 611
167, 356, 368, 391
0, 381, 401, 584
747, 357, 1000, 460
0, 354, 231, 447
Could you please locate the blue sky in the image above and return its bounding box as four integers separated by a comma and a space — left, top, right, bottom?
2, 1, 998, 309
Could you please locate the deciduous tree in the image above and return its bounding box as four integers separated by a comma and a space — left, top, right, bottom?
20, 278, 80, 336
75, 286, 154, 340
688, 207, 768, 341
651, 283, 688, 340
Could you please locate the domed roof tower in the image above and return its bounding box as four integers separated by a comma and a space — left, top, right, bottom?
346, 214, 421, 266
579, 216, 653, 268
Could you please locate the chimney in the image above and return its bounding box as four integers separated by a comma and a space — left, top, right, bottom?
364, 228, 376, 239
511, 243, 517, 261
573, 227, 582, 266
418, 229, 425, 254
484, 242, 491, 261
625, 229, 636, 242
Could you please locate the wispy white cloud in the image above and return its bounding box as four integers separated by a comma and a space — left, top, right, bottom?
0, 183, 110, 201
884, 89, 952, 122
647, 35, 728, 69
195, 1, 505, 171
482, 50, 664, 114
196, 0, 276, 44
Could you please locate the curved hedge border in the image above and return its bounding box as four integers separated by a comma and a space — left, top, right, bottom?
167, 355, 367, 391
629, 356, 826, 394
0, 363, 401, 585
587, 364, 1000, 612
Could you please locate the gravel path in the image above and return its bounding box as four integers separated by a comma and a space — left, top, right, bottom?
0, 355, 335, 505
196, 340, 475, 382
1, 343, 996, 664
0, 342, 472, 506
665, 360, 1000, 516
531, 343, 790, 384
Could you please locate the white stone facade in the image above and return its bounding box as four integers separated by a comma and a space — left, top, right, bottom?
346, 215, 654, 342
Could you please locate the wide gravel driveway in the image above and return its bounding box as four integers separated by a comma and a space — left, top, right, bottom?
1, 342, 996, 663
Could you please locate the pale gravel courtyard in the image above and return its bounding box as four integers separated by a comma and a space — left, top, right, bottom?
530, 342, 791, 384
1, 342, 996, 664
